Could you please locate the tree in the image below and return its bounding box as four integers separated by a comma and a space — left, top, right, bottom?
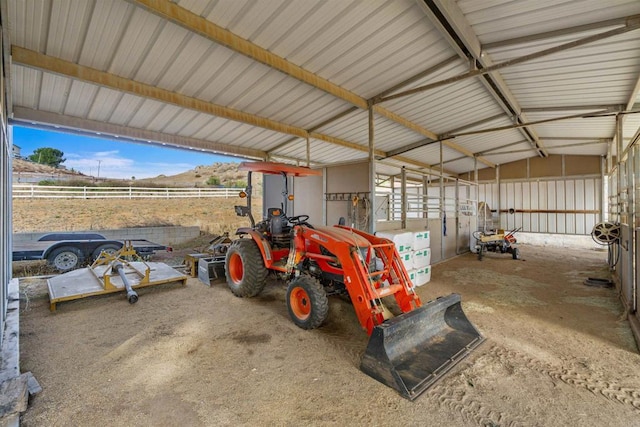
28, 147, 66, 168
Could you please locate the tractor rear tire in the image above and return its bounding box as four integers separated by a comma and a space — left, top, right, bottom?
286, 275, 329, 330
225, 239, 268, 297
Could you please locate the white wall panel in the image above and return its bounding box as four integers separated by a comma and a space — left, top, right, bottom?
479, 176, 601, 235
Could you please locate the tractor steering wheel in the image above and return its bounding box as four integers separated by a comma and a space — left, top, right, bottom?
288, 214, 310, 226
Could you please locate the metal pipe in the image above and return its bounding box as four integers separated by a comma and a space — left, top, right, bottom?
112, 262, 138, 304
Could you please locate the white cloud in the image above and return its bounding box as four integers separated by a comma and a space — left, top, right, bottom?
64, 151, 195, 179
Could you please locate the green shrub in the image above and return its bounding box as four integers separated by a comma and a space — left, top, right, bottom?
206, 176, 221, 186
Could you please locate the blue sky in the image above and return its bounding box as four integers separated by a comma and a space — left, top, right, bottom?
13, 126, 240, 179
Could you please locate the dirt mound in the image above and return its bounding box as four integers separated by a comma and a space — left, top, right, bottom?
13, 158, 84, 176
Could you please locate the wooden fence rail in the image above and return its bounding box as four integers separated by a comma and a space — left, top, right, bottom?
12, 184, 241, 199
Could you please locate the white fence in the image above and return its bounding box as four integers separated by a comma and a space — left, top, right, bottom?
13, 184, 241, 199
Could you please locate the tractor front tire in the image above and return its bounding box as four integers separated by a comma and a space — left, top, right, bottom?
225, 239, 268, 297
286, 275, 329, 330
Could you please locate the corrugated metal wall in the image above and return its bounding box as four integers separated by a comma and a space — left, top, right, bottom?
1, 19, 9, 346
478, 177, 602, 235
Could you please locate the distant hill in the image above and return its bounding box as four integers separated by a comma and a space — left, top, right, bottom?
135, 162, 261, 189
13, 158, 261, 190
13, 158, 86, 183
13, 157, 84, 176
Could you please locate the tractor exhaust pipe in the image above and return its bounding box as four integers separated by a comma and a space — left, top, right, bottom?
112, 262, 139, 304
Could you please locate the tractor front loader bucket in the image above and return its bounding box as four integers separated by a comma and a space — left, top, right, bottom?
360, 293, 484, 400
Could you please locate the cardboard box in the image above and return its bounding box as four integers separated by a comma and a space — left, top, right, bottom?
415, 266, 431, 287
398, 251, 413, 270
412, 248, 431, 269
412, 230, 430, 250
407, 269, 417, 288
377, 230, 413, 253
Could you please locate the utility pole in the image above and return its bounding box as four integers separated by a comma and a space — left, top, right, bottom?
97, 160, 102, 180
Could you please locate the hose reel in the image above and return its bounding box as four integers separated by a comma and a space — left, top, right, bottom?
590, 221, 621, 245
591, 221, 621, 269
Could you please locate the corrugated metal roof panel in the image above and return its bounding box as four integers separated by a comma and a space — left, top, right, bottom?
382, 60, 506, 135
39, 73, 71, 113
79, 1, 134, 70
459, 0, 640, 44
488, 34, 640, 108
44, 0, 93, 61
11, 66, 40, 109
64, 81, 100, 117
542, 138, 608, 156
271, 139, 366, 166
9, 0, 50, 51
525, 111, 616, 141
107, 8, 165, 78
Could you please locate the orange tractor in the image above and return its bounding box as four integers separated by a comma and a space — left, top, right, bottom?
224, 161, 483, 400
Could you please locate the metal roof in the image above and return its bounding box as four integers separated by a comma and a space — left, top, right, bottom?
6, 0, 640, 178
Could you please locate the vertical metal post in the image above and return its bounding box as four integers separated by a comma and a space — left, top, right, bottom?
322, 167, 327, 226
390, 175, 395, 221
401, 167, 407, 229
368, 104, 376, 234
306, 136, 310, 167
474, 157, 478, 183
601, 156, 606, 222
422, 175, 428, 222
617, 113, 623, 226
440, 141, 445, 261
496, 165, 501, 231
455, 178, 460, 254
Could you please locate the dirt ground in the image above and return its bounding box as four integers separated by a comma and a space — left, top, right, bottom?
16, 243, 640, 426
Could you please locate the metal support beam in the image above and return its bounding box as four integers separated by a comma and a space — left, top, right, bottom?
522, 105, 624, 113
483, 14, 640, 50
